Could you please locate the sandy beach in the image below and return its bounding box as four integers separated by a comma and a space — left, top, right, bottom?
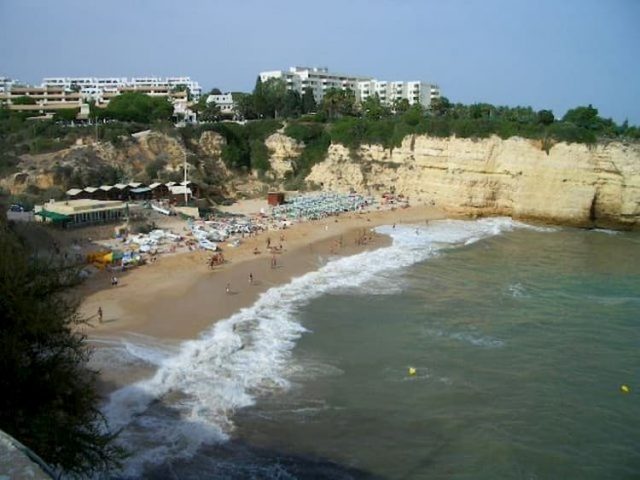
78, 204, 445, 346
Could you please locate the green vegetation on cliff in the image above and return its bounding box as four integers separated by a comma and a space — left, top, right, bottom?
283, 122, 331, 184
180, 119, 282, 173
99, 92, 173, 124
2, 87, 639, 198
322, 100, 640, 150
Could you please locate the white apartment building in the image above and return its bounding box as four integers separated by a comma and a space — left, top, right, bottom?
357, 80, 440, 108
259, 66, 440, 109
259, 67, 371, 105
1, 75, 200, 122
41, 76, 202, 102
206, 93, 236, 115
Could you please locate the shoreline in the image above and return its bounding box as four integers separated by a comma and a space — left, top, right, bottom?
79, 204, 446, 391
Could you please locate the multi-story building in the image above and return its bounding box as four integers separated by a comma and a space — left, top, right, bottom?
1, 75, 201, 121
258, 66, 440, 109
356, 80, 440, 108
0, 82, 85, 117
206, 93, 236, 116
259, 67, 371, 105
41, 76, 202, 102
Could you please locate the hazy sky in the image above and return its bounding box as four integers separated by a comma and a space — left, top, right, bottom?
1, 0, 639, 123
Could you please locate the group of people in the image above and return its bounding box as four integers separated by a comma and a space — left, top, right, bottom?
207, 252, 225, 269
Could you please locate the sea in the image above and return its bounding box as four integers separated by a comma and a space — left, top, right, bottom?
93, 218, 640, 479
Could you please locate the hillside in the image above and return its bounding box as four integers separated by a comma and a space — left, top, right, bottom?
1, 123, 638, 230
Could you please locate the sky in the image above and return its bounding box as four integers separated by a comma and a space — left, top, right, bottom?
1, 0, 639, 123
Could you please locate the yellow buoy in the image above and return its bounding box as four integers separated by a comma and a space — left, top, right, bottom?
621, 385, 631, 394
408, 367, 417, 376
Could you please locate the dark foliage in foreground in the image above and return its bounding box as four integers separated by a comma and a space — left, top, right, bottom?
0, 208, 124, 475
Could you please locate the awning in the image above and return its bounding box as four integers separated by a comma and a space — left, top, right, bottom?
130, 187, 151, 193
35, 210, 70, 222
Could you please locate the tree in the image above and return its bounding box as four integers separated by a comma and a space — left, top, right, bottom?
501, 105, 536, 123
429, 96, 451, 117
361, 94, 390, 120
252, 77, 269, 118
562, 104, 600, 130
537, 109, 555, 125
103, 92, 173, 123
11, 96, 37, 105
391, 98, 410, 115
261, 78, 287, 118
199, 100, 221, 122
320, 88, 356, 119
469, 103, 494, 119
402, 103, 425, 126
0, 208, 124, 475
280, 90, 302, 118
302, 88, 317, 114
53, 108, 80, 122
234, 92, 257, 120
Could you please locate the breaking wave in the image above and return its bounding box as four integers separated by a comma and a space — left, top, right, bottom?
101, 217, 530, 476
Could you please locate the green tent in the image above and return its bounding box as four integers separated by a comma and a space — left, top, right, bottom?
35, 210, 70, 223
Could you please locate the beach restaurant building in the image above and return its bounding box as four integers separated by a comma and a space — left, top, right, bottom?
35, 199, 126, 227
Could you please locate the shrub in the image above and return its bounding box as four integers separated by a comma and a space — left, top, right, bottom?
547, 122, 597, 144
284, 122, 325, 143
250, 139, 271, 172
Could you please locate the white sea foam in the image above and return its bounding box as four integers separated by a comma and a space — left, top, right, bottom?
592, 228, 620, 235
507, 282, 528, 298
449, 332, 505, 348
425, 328, 505, 348
102, 216, 527, 475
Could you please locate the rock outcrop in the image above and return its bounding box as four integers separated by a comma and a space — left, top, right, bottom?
265, 133, 301, 179
195, 130, 231, 182
306, 135, 640, 230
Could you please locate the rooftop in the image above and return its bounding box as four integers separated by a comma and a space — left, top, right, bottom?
43, 199, 126, 215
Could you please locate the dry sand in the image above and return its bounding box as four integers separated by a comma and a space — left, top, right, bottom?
78, 204, 446, 344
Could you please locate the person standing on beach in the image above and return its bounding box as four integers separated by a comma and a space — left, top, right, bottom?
249, 273, 253, 285
226, 283, 231, 294
98, 307, 103, 323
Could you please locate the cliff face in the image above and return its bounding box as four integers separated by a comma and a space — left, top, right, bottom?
4, 128, 638, 229
265, 133, 301, 179
2, 130, 230, 196
306, 135, 640, 230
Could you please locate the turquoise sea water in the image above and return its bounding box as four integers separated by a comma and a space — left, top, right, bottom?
100, 220, 640, 479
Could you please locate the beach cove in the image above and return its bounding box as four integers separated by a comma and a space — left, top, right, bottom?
81, 203, 446, 391
78, 206, 640, 479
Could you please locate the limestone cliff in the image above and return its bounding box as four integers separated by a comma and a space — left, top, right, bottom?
265, 133, 301, 179
4, 128, 638, 230
306, 135, 640, 230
